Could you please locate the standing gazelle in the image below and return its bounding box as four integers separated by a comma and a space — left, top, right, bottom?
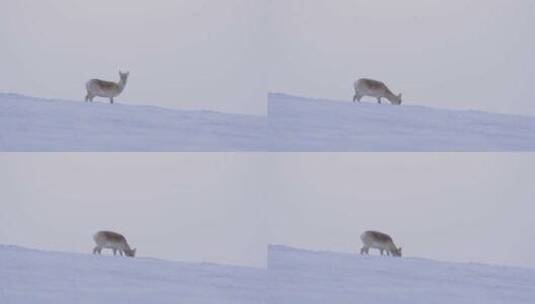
360, 230, 402, 257
353, 78, 402, 105
93, 231, 137, 257
85, 71, 129, 104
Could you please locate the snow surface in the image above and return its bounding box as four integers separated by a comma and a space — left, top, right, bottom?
0, 245, 266, 304
1, 92, 535, 151
0, 93, 271, 152
267, 245, 535, 304
1, 244, 535, 303
267, 94, 535, 151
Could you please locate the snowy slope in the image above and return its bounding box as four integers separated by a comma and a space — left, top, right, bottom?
268, 94, 535, 151
2, 245, 535, 303
2, 92, 535, 151
268, 245, 535, 304
0, 93, 272, 152
0, 245, 266, 304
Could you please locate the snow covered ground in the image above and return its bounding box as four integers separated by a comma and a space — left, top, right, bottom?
0, 245, 266, 304
2, 244, 534, 303
0, 93, 271, 152
268, 94, 535, 151
1, 92, 535, 151
267, 245, 535, 304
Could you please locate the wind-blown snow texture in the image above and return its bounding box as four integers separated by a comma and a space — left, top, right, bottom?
2, 245, 535, 303
1, 93, 535, 151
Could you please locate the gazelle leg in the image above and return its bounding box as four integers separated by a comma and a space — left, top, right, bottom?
377, 97, 382, 104
93, 246, 100, 255
113, 249, 117, 256
110, 97, 114, 104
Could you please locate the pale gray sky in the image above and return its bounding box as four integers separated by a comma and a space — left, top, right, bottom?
1, 154, 534, 268
0, 154, 270, 267
0, 0, 268, 114
1, 1, 534, 115
267, 0, 535, 115
265, 154, 535, 268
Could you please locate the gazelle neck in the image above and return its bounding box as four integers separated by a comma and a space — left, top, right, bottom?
123, 242, 132, 251
384, 89, 399, 104
118, 78, 127, 91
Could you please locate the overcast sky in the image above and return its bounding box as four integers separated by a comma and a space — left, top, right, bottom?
0, 0, 268, 114
1, 1, 534, 115
1, 154, 534, 269
267, 0, 535, 115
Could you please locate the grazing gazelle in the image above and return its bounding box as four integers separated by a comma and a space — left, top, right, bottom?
360, 230, 402, 257
353, 78, 402, 105
85, 71, 129, 104
93, 231, 137, 257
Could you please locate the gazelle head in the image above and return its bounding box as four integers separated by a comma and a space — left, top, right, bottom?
124, 248, 137, 257
119, 71, 130, 83
391, 247, 402, 257
393, 93, 402, 105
